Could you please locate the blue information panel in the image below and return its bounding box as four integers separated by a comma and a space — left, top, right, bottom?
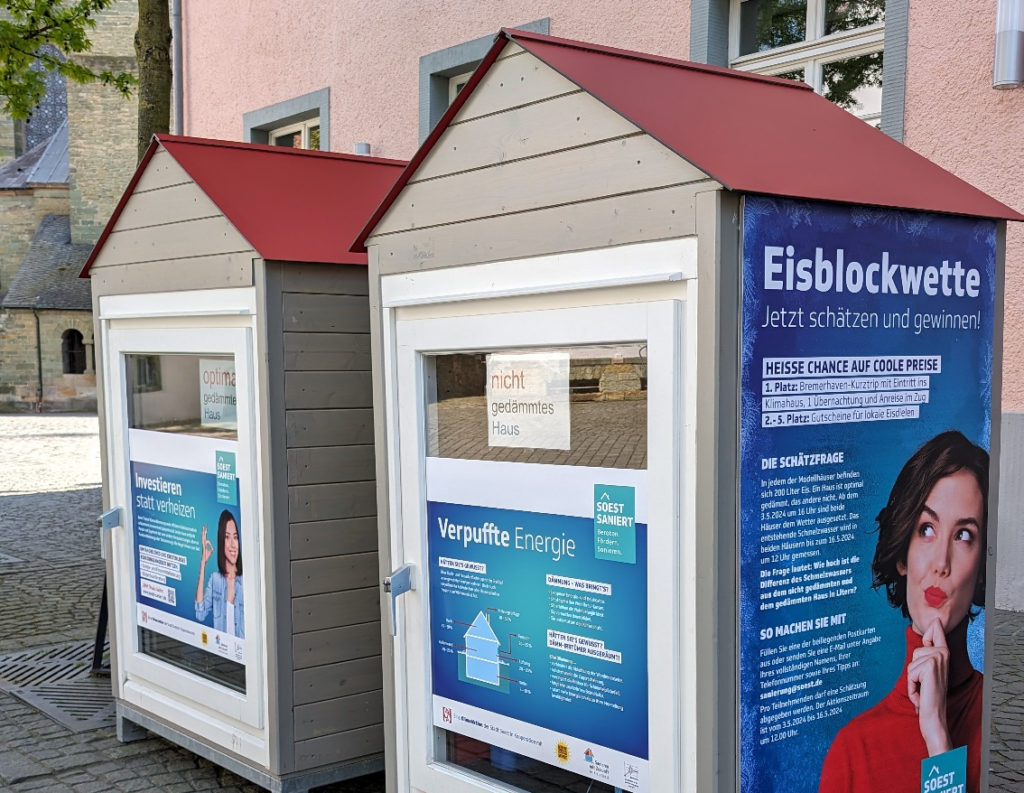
739, 197, 994, 793
427, 460, 648, 791
130, 430, 245, 666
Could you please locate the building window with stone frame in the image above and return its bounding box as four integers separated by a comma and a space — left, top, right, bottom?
418, 19, 550, 143
729, 0, 885, 125
61, 329, 86, 374
243, 88, 329, 151
267, 118, 321, 150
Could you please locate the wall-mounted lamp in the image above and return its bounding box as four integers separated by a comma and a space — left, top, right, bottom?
354, 142, 372, 156
994, 0, 1024, 88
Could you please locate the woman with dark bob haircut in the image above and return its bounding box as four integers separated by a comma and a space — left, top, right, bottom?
820, 431, 987, 793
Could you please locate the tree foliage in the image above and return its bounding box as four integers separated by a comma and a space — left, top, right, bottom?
0, 0, 136, 119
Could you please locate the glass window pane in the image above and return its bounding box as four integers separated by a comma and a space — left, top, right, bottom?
429, 342, 648, 792
822, 51, 883, 115
139, 630, 245, 692
272, 131, 300, 147
427, 344, 647, 470
445, 732, 619, 793
308, 125, 320, 150
739, 0, 808, 56
128, 353, 237, 439
126, 352, 244, 692
824, 0, 885, 36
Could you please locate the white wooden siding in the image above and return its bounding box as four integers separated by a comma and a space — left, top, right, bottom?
89, 145, 256, 292
368, 44, 715, 270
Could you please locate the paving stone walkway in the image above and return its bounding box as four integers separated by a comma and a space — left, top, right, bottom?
0, 414, 1020, 792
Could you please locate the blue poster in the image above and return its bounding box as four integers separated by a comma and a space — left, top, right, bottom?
739, 197, 995, 793
130, 432, 245, 665
427, 465, 648, 791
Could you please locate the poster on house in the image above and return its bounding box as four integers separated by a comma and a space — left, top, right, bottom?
129, 428, 246, 666
427, 457, 648, 791
486, 352, 571, 450
738, 196, 995, 793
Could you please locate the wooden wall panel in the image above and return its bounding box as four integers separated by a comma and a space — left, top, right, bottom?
375, 181, 707, 275
455, 50, 579, 123
280, 263, 383, 773
284, 371, 372, 410
294, 725, 385, 768
287, 445, 375, 486
291, 587, 380, 633
291, 552, 379, 597
290, 516, 378, 560
379, 134, 704, 235
89, 254, 255, 295
282, 293, 370, 333
294, 690, 383, 741
414, 90, 638, 181
288, 481, 376, 522
292, 621, 382, 671
293, 656, 383, 706
115, 180, 223, 230
285, 409, 374, 448
94, 215, 254, 267
283, 333, 371, 372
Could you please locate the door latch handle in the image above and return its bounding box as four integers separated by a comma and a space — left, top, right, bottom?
98, 507, 123, 560
383, 563, 415, 637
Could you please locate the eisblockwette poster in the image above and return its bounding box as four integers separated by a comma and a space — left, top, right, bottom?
739, 197, 995, 793
426, 457, 648, 792
129, 429, 245, 665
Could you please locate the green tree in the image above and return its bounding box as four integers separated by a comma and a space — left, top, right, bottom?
0, 0, 136, 119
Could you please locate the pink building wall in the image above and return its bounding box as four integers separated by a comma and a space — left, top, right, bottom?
180, 2, 1024, 406
180, 3, 1024, 607
903, 0, 1024, 410
181, 2, 688, 160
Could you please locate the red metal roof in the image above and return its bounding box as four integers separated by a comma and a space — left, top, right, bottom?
354, 29, 1022, 251
82, 135, 407, 276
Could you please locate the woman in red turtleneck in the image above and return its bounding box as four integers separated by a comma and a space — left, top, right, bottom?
819, 431, 988, 793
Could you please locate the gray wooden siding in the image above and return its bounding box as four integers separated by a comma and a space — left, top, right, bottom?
276, 262, 383, 772
88, 147, 257, 295
368, 46, 715, 272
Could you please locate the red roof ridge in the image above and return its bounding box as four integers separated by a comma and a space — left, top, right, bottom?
83, 134, 408, 277
502, 28, 814, 91
154, 133, 407, 167
354, 27, 1023, 251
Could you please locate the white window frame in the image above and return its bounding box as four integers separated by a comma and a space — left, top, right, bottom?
267, 117, 321, 150
99, 287, 270, 766
728, 0, 885, 124
447, 71, 474, 105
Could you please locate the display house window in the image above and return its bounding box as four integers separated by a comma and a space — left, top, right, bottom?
730, 0, 885, 125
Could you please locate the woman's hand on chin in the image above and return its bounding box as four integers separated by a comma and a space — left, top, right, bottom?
908, 618, 953, 756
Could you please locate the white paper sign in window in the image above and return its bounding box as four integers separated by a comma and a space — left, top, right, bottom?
199, 358, 237, 428
486, 352, 570, 450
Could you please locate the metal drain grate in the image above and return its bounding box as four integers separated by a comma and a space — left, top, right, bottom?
10, 678, 116, 733
0, 641, 114, 732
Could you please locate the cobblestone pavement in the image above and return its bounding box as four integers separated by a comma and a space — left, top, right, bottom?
0, 414, 1022, 792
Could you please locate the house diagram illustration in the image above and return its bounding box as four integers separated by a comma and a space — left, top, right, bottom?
463, 611, 501, 685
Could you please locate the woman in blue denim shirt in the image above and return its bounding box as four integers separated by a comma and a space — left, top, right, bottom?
195, 509, 244, 638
